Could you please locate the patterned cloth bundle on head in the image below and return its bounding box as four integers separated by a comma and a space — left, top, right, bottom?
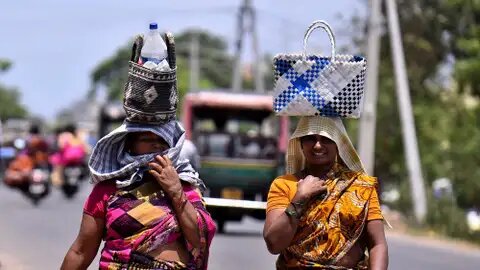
123, 33, 178, 124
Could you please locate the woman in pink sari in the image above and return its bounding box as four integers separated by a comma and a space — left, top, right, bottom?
61, 121, 216, 270
49, 124, 87, 186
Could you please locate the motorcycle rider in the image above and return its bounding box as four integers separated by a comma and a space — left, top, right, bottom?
3, 125, 49, 190
49, 124, 87, 186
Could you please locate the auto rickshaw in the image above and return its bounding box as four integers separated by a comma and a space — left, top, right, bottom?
182, 90, 289, 232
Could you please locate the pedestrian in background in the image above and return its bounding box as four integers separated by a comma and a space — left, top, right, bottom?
263, 116, 388, 270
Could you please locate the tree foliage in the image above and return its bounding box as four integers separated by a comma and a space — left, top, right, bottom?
444, 0, 480, 95
89, 29, 274, 105
350, 0, 480, 213
175, 30, 235, 89
0, 59, 12, 72
89, 30, 236, 103
0, 59, 28, 120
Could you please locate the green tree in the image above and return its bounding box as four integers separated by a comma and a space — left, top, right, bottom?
349, 0, 480, 214
442, 0, 480, 96
175, 30, 274, 91
89, 29, 274, 104
175, 30, 234, 89
0, 59, 12, 72
0, 59, 28, 120
89, 45, 130, 101
89, 30, 234, 103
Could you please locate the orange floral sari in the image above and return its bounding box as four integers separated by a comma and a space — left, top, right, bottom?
277, 170, 377, 270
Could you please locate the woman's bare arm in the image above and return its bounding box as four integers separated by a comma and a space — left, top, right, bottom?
366, 219, 388, 270
60, 214, 104, 270
149, 155, 202, 248
170, 188, 202, 248
263, 208, 301, 254
263, 176, 327, 254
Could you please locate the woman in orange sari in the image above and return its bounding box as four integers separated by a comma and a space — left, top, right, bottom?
263, 116, 388, 270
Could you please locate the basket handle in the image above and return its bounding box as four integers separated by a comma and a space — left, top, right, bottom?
131, 35, 144, 63
303, 20, 336, 61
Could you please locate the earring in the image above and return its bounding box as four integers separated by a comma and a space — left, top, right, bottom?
327, 168, 336, 179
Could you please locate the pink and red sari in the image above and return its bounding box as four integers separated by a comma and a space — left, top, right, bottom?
84, 179, 216, 270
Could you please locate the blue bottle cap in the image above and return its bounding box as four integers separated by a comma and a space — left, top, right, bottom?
149, 23, 158, 30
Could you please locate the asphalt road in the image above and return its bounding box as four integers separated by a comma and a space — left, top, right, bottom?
0, 183, 479, 270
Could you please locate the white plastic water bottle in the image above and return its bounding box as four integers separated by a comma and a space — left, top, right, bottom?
140, 23, 169, 70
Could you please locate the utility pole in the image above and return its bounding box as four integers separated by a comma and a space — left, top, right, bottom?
0, 119, 4, 172
232, 0, 264, 93
0, 119, 3, 149
386, 0, 427, 223
358, 0, 382, 175
189, 32, 200, 91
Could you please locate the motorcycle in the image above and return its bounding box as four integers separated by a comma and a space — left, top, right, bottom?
0, 145, 16, 180
26, 166, 51, 206
2, 138, 51, 206
4, 165, 51, 206
61, 163, 87, 199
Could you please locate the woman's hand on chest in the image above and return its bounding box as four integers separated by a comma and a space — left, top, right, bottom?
148, 155, 183, 199
296, 175, 328, 202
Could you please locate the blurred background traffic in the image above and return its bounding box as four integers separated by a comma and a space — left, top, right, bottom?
1, 0, 480, 269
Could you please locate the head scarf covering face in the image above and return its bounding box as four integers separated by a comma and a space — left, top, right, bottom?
88, 120, 204, 189
286, 116, 365, 174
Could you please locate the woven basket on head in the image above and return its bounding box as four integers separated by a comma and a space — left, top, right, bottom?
123, 32, 178, 124
273, 20, 367, 118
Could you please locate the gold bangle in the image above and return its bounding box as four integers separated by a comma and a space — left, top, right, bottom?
292, 200, 305, 206
291, 200, 305, 208
291, 200, 307, 216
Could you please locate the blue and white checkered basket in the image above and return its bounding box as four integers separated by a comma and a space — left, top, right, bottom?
273, 20, 367, 118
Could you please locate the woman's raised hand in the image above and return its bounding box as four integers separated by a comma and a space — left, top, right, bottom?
295, 175, 328, 202
148, 155, 183, 198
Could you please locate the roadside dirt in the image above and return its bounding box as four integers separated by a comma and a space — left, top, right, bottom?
383, 208, 480, 255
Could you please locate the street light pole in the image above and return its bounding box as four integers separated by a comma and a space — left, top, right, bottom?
189, 32, 200, 91
232, 0, 263, 92
386, 0, 427, 223
232, 0, 245, 92
358, 0, 382, 175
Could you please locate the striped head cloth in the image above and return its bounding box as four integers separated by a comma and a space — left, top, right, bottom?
88, 120, 204, 189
